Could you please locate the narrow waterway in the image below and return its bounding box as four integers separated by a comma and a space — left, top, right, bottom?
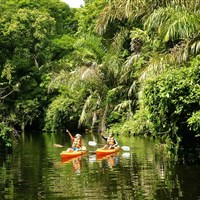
0, 131, 200, 200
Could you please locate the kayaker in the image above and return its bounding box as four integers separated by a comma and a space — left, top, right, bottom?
66, 130, 82, 151
72, 134, 82, 151
101, 132, 119, 149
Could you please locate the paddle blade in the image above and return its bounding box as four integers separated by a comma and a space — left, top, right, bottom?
54, 144, 64, 148
121, 146, 130, 151
81, 146, 87, 151
88, 141, 97, 146
122, 152, 131, 158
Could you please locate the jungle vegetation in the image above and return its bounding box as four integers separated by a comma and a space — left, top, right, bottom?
0, 0, 200, 163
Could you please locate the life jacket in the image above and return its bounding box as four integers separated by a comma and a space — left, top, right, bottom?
107, 136, 115, 146
72, 137, 82, 148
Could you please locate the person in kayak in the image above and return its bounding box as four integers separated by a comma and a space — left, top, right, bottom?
101, 132, 119, 149
66, 130, 82, 152
72, 134, 82, 151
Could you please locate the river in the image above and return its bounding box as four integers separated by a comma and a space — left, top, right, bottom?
0, 131, 200, 200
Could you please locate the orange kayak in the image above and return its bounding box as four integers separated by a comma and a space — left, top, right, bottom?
96, 152, 120, 160
95, 146, 121, 156
60, 150, 87, 159
61, 155, 83, 163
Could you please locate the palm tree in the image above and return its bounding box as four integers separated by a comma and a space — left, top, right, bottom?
46, 34, 109, 131
96, 0, 200, 82
47, 0, 200, 134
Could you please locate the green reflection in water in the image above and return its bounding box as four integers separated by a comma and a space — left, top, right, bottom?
0, 132, 200, 200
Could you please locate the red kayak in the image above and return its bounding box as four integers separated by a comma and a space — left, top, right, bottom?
96, 152, 120, 160
61, 155, 83, 163
95, 146, 121, 156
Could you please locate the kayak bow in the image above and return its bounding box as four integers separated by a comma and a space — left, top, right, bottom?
95, 146, 121, 156
60, 149, 87, 159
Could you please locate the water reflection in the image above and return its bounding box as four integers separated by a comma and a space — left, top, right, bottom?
121, 152, 131, 159
0, 133, 200, 200
96, 153, 120, 169
61, 155, 83, 174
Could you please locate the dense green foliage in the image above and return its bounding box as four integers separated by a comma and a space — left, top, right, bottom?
143, 56, 200, 159
0, 0, 74, 150
0, 0, 200, 162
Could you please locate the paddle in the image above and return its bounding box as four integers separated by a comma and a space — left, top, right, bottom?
54, 144, 64, 148
88, 141, 130, 151
88, 141, 97, 146
53, 129, 72, 148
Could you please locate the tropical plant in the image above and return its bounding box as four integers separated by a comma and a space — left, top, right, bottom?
142, 55, 200, 157
0, 0, 76, 149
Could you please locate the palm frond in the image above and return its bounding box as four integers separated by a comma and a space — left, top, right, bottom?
96, 0, 147, 35
48, 70, 69, 93
128, 81, 137, 98
78, 94, 93, 126
111, 28, 129, 54
144, 7, 200, 42
79, 65, 100, 81
73, 35, 106, 63
95, 5, 113, 35
92, 111, 97, 127
139, 54, 168, 82
191, 38, 200, 55
102, 53, 123, 82
124, 54, 140, 69
144, 7, 174, 33
164, 13, 200, 42
99, 103, 108, 132
114, 100, 132, 117
78, 91, 103, 128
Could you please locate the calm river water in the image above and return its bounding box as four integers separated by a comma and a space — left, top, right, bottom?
0, 131, 200, 200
